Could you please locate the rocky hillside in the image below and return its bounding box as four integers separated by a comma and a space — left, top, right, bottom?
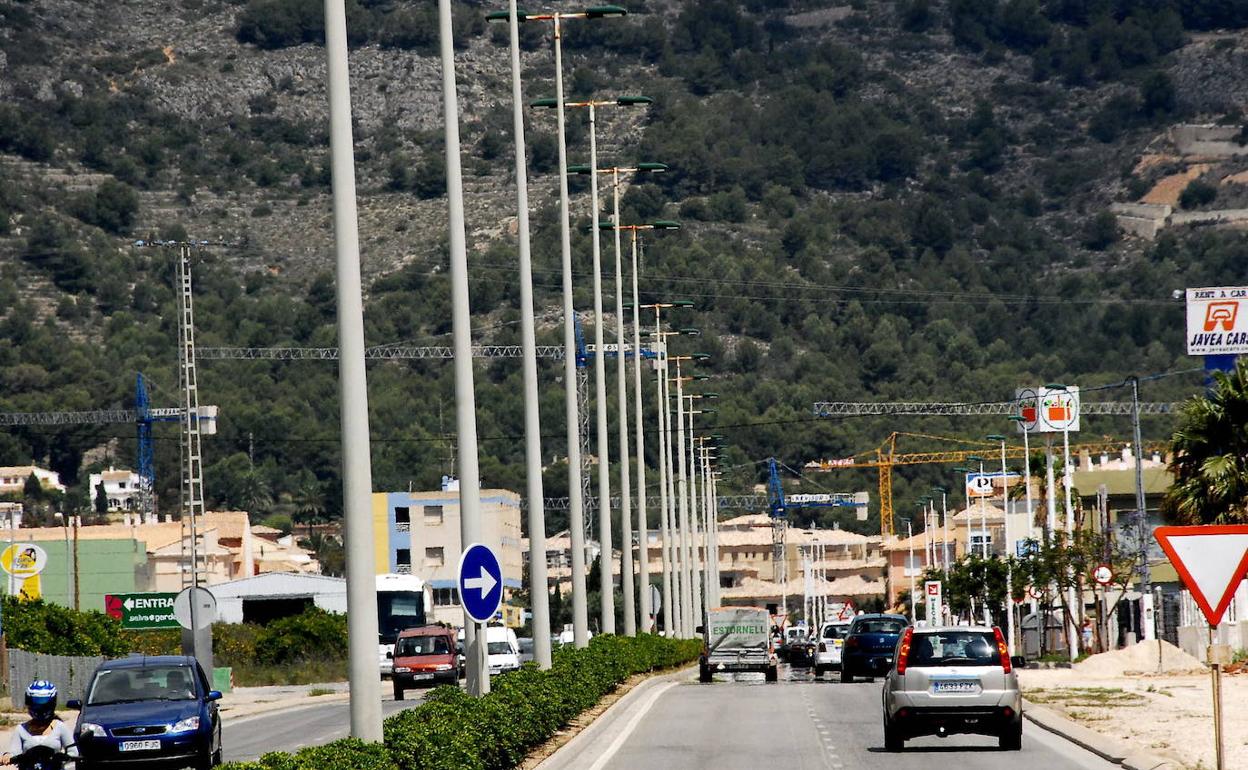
2, 0, 1248, 534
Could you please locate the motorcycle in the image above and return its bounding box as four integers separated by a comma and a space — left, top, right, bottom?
11, 745, 75, 770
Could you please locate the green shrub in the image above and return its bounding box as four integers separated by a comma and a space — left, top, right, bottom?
1179, 179, 1218, 209
2, 597, 130, 656
221, 635, 701, 770
254, 607, 348, 665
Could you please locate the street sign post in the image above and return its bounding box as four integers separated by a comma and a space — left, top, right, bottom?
1155, 524, 1248, 770
924, 581, 943, 626
105, 592, 179, 630
173, 586, 218, 630
458, 543, 503, 696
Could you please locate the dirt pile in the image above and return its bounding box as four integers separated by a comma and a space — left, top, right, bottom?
1074, 640, 1206, 677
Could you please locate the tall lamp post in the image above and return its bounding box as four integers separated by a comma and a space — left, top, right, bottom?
486, 0, 551, 668
573, 168, 668, 635
502, 3, 628, 648
645, 311, 695, 635
953, 466, 974, 563
988, 434, 1017, 657
669, 353, 710, 635
686, 397, 717, 620
931, 486, 949, 571
540, 95, 652, 635
1046, 382, 1079, 660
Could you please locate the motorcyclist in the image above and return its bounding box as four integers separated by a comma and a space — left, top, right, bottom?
1, 680, 76, 767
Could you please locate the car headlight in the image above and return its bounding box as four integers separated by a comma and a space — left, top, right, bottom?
79, 722, 107, 738
169, 716, 200, 733
393, 666, 412, 673
434, 664, 453, 671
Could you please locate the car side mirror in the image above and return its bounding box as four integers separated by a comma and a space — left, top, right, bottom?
207, 690, 222, 702
67, 699, 82, 710
386, 651, 394, 659
695, 625, 704, 634
1011, 656, 1027, 670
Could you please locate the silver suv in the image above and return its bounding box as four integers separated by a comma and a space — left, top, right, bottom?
881, 626, 1023, 751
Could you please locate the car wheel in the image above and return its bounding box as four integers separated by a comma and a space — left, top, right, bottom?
999, 721, 1023, 751
883, 719, 904, 752
213, 746, 224, 766
840, 668, 854, 683
196, 750, 216, 770
393, 683, 405, 701
765, 665, 778, 682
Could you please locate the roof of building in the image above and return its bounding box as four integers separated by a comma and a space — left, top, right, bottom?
206, 571, 347, 599
719, 513, 772, 529
720, 574, 886, 601
949, 504, 1005, 523
1073, 466, 1173, 497
95, 468, 138, 482
883, 529, 960, 552
789, 528, 871, 546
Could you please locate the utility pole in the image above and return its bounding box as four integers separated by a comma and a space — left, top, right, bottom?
324, 0, 381, 740
438, 0, 489, 696
505, 0, 551, 669
1130, 377, 1151, 594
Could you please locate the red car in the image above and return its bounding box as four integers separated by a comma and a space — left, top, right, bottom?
390, 625, 460, 699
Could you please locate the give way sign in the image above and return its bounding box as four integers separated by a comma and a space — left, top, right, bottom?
1154, 525, 1248, 626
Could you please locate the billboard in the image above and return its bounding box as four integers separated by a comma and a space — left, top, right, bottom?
1014, 386, 1079, 433
1186, 287, 1248, 355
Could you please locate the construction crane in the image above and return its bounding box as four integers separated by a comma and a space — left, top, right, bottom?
764, 457, 867, 583
812, 401, 1178, 416
0, 372, 215, 520
806, 431, 1168, 540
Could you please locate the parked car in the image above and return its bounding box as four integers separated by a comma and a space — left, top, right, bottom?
70, 655, 222, 770
881, 625, 1024, 751
391, 625, 460, 699
841, 613, 909, 683
814, 621, 852, 676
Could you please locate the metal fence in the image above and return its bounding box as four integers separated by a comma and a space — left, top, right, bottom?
8, 649, 105, 703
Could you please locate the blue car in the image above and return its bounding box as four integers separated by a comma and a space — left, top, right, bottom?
69, 655, 222, 769
840, 613, 910, 683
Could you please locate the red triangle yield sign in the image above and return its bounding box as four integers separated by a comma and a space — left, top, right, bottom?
1155, 525, 1248, 627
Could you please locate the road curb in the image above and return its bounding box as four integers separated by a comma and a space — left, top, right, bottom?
222, 692, 352, 724
1022, 699, 1180, 770
532, 665, 696, 770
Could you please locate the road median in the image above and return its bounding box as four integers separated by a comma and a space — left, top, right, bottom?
1023, 699, 1179, 770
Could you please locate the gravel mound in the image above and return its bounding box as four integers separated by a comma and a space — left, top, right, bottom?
1075, 640, 1206, 677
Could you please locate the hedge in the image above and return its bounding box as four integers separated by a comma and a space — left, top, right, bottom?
222, 634, 702, 770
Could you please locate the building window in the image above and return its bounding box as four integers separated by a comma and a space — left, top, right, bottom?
396, 548, 411, 567
970, 534, 993, 558
424, 505, 444, 525
395, 506, 410, 524
903, 553, 923, 577
425, 547, 445, 567
433, 587, 459, 606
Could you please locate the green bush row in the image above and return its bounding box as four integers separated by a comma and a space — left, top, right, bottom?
222, 634, 702, 770
121, 608, 348, 666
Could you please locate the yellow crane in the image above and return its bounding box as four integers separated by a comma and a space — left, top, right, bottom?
808, 432, 1168, 539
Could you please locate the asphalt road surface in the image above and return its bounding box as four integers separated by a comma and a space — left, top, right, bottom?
222, 690, 425, 761
569, 667, 1121, 770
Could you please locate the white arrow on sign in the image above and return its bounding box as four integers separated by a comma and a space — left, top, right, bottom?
124, 598, 134, 611
464, 566, 497, 596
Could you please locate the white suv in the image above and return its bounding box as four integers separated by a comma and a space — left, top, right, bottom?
814, 621, 851, 676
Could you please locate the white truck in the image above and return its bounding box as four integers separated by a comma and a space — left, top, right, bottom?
699, 606, 778, 682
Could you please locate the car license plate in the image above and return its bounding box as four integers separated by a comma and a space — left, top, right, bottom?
411, 673, 434, 680
932, 680, 980, 694
120, 740, 162, 752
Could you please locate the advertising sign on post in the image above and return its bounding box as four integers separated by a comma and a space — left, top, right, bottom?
1, 543, 48, 601
1186, 287, 1248, 356
105, 592, 180, 630
924, 581, 943, 625
1014, 386, 1080, 433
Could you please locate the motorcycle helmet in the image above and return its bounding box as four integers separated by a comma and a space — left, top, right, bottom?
25, 680, 57, 721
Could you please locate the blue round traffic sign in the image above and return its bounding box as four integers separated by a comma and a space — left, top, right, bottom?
458, 543, 503, 622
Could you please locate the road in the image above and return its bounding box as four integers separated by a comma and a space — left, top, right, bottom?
222, 690, 425, 762
554, 668, 1120, 770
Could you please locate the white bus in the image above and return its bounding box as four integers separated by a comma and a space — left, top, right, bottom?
377, 573, 435, 676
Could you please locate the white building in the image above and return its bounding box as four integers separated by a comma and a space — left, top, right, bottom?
87, 467, 142, 511
0, 465, 66, 495
206, 572, 348, 624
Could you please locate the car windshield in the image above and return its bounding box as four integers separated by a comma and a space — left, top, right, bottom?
87, 665, 198, 705
907, 631, 1001, 667
822, 625, 849, 639
397, 635, 450, 656
852, 619, 906, 635
487, 641, 513, 655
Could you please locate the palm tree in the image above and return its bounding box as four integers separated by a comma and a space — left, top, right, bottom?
238, 468, 273, 516
293, 478, 325, 540
1163, 361, 1248, 525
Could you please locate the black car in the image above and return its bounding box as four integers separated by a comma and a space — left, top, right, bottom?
840, 613, 909, 683
70, 655, 223, 769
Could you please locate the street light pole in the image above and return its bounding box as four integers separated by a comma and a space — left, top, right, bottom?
659, 337, 680, 635
630, 234, 649, 632
502, 0, 551, 670
673, 359, 693, 636
989, 434, 1017, 657
324, 0, 381, 739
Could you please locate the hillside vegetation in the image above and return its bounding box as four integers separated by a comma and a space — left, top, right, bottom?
2, 0, 1248, 538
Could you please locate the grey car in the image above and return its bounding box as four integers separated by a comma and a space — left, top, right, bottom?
881, 625, 1023, 751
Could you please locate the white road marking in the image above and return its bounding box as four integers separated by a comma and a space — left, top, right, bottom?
586, 680, 680, 770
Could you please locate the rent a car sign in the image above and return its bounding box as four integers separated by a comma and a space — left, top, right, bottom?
1187, 287, 1248, 356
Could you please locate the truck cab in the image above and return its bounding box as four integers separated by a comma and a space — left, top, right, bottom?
391, 625, 460, 699
699, 606, 778, 683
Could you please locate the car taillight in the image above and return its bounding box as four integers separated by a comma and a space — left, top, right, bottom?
846, 636, 859, 649
994, 627, 1011, 674
895, 627, 914, 674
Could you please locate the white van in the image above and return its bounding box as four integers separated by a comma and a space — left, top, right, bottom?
458, 626, 522, 675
